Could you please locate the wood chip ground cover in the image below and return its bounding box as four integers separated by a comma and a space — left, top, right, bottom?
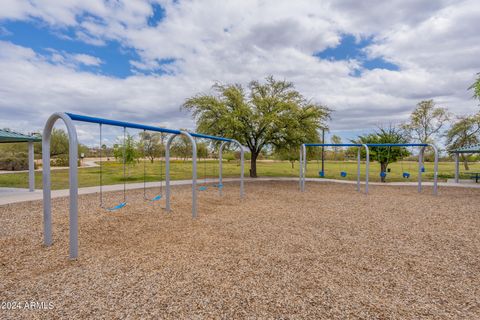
1, 181, 479, 319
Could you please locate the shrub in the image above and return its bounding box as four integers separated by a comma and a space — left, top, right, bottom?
51, 156, 81, 167
0, 156, 29, 170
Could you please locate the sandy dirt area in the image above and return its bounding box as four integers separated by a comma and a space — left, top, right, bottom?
1, 181, 479, 319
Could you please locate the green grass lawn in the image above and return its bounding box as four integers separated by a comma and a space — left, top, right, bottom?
1, 160, 479, 190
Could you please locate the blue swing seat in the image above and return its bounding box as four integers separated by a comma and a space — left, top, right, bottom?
421, 166, 425, 173
340, 171, 347, 177
150, 195, 162, 201
106, 202, 127, 211
402, 172, 410, 179
380, 171, 387, 178
198, 186, 208, 191
318, 171, 325, 177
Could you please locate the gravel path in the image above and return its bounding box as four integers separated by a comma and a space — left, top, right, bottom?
1, 181, 479, 319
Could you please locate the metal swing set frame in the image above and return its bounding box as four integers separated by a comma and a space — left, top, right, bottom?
42, 112, 247, 259
299, 143, 439, 195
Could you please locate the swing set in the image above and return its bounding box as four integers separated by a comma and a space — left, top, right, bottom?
141, 130, 164, 202
300, 142, 439, 195
375, 145, 425, 180
42, 112, 247, 259
99, 124, 128, 211
196, 138, 224, 192
302, 143, 370, 193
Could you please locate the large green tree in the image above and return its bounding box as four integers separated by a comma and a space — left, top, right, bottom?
445, 112, 480, 170
183, 76, 331, 177
353, 126, 409, 182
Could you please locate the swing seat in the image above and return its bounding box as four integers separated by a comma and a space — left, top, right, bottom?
106, 202, 127, 211
340, 171, 347, 177
380, 171, 387, 178
198, 186, 208, 191
402, 172, 410, 179
150, 195, 162, 201
318, 171, 325, 177
214, 183, 223, 188
421, 166, 425, 173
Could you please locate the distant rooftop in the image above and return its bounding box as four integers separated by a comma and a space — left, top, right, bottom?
451, 144, 480, 153
0, 128, 41, 143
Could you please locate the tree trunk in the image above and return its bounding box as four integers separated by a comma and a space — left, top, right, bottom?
462, 155, 470, 170
250, 152, 258, 178
380, 162, 388, 183
290, 160, 294, 169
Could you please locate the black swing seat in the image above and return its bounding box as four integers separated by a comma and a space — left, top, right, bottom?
106, 202, 127, 211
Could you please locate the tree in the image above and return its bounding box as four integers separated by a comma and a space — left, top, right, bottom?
331, 135, 342, 160
197, 142, 209, 159
171, 133, 192, 161
113, 133, 138, 165
276, 146, 299, 169
139, 131, 165, 163
402, 100, 449, 151
353, 126, 409, 182
469, 72, 480, 102
50, 128, 69, 156
445, 112, 480, 170
183, 76, 331, 177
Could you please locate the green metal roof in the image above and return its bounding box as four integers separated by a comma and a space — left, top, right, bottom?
451, 144, 480, 153
0, 129, 41, 143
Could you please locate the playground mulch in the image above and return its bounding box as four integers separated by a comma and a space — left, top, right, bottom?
1, 181, 480, 319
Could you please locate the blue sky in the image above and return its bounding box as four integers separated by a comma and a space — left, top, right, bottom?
0, 20, 399, 79
0, 0, 478, 146
0, 3, 170, 78
315, 34, 399, 76
0, 20, 137, 77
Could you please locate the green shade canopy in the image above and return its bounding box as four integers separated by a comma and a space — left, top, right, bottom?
0, 129, 41, 143
451, 144, 480, 154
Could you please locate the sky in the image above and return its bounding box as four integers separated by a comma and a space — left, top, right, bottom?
0, 0, 479, 145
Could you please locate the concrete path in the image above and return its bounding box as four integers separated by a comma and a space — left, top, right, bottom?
1, 177, 479, 206
0, 159, 99, 175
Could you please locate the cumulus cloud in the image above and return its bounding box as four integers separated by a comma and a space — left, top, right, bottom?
0, 0, 479, 144
72, 53, 102, 66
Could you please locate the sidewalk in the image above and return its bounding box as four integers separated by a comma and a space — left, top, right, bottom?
1, 177, 479, 206
0, 159, 99, 175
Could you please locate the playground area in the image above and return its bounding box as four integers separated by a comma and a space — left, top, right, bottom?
1, 180, 479, 318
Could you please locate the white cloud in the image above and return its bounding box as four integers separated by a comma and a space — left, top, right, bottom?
0, 0, 479, 145
72, 53, 102, 66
